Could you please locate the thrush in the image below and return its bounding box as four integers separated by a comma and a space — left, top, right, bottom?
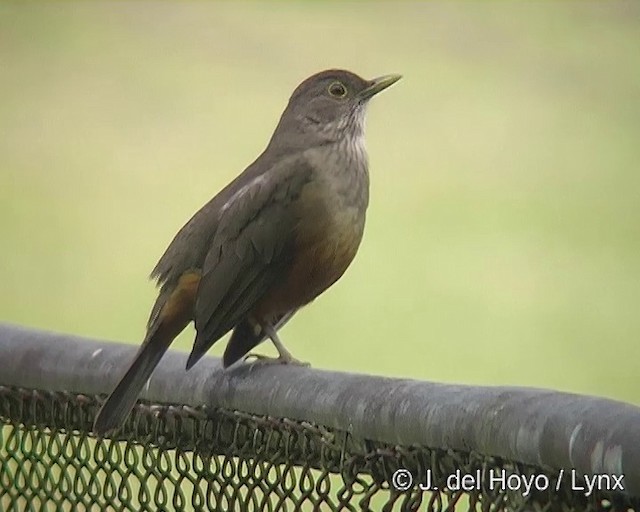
93, 69, 401, 435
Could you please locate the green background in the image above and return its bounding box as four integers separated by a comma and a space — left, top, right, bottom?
1, 3, 638, 404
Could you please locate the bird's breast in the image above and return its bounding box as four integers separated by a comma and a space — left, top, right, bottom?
294, 200, 366, 290
252, 165, 368, 320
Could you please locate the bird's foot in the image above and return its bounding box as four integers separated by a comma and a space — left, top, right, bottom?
243, 352, 310, 367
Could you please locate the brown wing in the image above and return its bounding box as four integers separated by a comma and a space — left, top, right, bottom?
186, 157, 313, 369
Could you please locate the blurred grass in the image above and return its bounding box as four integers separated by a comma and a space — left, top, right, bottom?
1, 2, 638, 403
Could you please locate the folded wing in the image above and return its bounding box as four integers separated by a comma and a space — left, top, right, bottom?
186, 157, 313, 369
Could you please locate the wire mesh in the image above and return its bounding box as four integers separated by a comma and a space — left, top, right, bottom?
1, 385, 637, 512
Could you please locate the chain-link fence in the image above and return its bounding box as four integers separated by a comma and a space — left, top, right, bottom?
1, 323, 638, 511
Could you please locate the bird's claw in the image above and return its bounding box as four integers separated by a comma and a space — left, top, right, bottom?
243, 352, 310, 367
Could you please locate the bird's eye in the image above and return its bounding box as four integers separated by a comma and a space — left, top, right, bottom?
328, 81, 347, 98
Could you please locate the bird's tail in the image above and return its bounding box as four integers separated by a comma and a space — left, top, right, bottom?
92, 331, 173, 436
93, 274, 199, 436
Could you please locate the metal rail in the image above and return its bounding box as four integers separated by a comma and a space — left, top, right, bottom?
1, 322, 638, 498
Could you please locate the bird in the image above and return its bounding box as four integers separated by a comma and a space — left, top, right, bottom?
93, 69, 401, 435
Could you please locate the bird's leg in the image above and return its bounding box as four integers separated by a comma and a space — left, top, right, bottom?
243, 324, 309, 366
266, 324, 310, 366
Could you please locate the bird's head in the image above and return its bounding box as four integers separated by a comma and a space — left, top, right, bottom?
272, 69, 401, 146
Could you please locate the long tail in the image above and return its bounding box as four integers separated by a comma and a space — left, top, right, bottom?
92, 330, 173, 436
93, 273, 199, 436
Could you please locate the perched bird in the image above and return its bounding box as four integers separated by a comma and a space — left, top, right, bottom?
93, 69, 401, 435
